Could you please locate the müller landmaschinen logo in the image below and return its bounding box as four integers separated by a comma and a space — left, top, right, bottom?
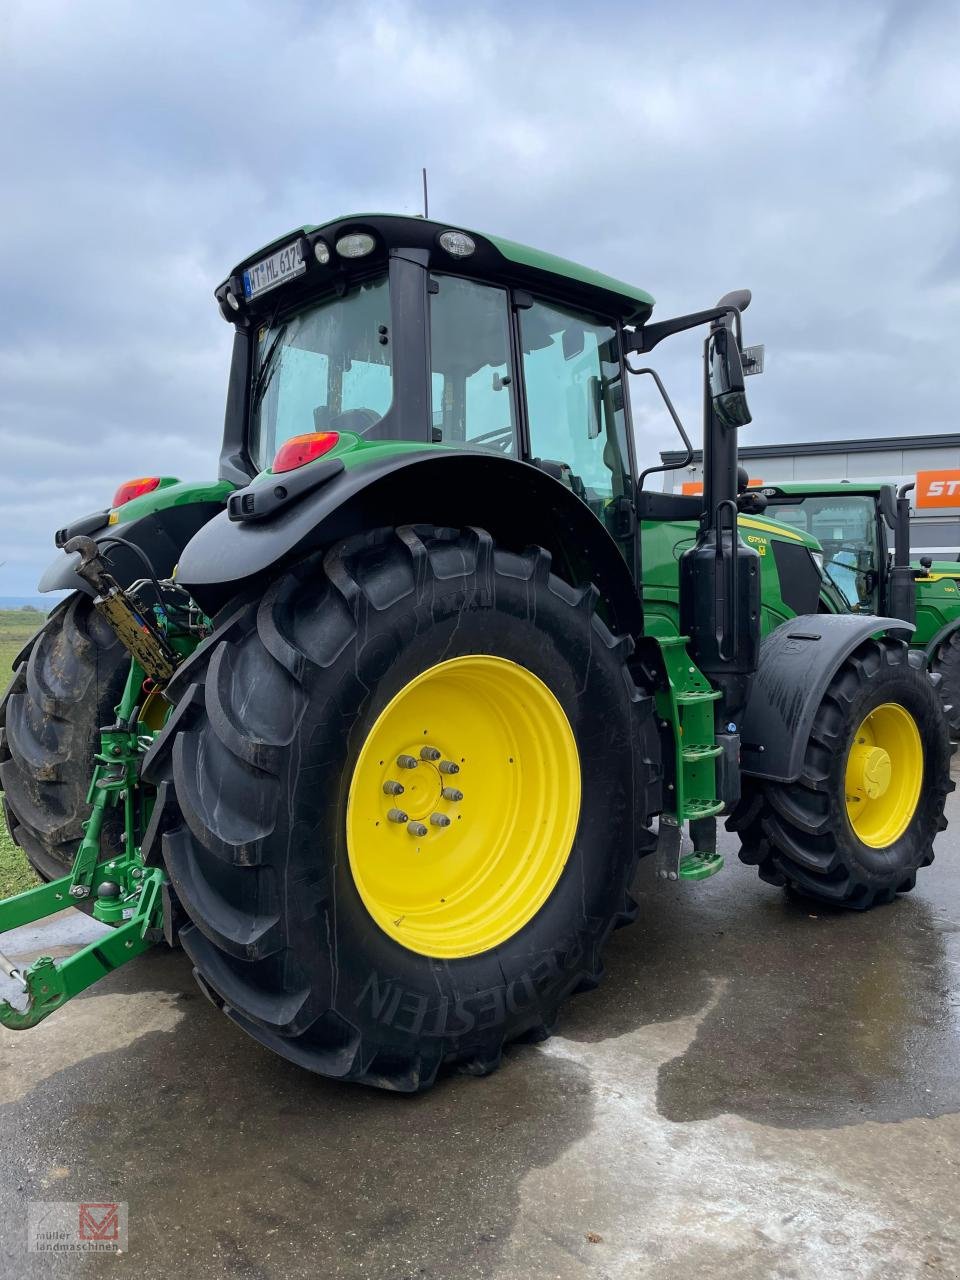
28, 1200, 128, 1253
78, 1203, 120, 1242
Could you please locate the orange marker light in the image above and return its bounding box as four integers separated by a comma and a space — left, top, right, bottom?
112, 476, 161, 508
272, 432, 340, 474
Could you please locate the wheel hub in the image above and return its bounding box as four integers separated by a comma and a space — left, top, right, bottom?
345, 655, 582, 958
846, 743, 892, 801
843, 702, 923, 848
383, 747, 457, 825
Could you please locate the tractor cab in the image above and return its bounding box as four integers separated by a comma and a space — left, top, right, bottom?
216, 215, 649, 574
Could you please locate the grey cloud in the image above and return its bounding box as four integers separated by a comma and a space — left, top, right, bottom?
1, 0, 958, 593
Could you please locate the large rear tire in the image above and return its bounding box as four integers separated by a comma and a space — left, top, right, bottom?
144, 525, 661, 1090
729, 637, 952, 908
929, 628, 960, 740
0, 594, 128, 882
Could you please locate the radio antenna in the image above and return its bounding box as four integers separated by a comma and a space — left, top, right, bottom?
422, 168, 429, 219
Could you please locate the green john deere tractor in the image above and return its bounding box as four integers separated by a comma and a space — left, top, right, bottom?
753, 481, 960, 735
0, 214, 952, 1091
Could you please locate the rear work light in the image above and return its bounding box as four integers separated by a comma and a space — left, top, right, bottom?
112, 476, 162, 508
272, 432, 340, 473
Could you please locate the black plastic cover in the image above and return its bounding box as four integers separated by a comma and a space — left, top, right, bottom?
227, 458, 344, 522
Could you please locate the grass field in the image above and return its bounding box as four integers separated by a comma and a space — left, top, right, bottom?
0, 609, 46, 895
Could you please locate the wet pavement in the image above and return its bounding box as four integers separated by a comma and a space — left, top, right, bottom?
2, 775, 960, 1279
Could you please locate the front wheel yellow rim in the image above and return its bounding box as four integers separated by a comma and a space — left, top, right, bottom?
345, 655, 582, 959
844, 702, 923, 848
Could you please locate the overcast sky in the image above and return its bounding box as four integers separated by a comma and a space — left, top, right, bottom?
1, 0, 958, 595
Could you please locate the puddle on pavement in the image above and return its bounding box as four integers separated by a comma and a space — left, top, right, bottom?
561, 842, 960, 1130
0, 948, 596, 1280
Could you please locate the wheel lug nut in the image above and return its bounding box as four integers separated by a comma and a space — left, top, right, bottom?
383, 780, 405, 796
420, 746, 441, 761
407, 821, 428, 837
438, 760, 460, 775
430, 812, 451, 828
397, 755, 418, 769
387, 808, 409, 824
441, 787, 463, 802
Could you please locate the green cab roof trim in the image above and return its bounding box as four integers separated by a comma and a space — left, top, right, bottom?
227, 213, 655, 323
753, 481, 889, 496
483, 230, 655, 314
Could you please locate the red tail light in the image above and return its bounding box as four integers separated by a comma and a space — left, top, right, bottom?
112, 476, 162, 508
272, 432, 340, 474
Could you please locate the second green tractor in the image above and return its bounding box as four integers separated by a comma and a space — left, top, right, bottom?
754, 480, 960, 736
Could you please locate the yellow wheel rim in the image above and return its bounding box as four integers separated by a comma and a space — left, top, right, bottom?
844, 702, 923, 848
346, 655, 581, 959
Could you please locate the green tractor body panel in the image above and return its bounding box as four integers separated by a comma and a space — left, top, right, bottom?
641, 511, 826, 641
251, 430, 427, 480
107, 477, 236, 526
913, 564, 960, 649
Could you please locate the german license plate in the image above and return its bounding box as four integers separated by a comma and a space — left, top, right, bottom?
242, 240, 306, 301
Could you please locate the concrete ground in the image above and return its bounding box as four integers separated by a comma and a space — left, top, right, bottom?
2, 779, 960, 1280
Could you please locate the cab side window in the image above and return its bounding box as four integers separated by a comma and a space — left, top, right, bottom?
519, 301, 630, 510
429, 276, 517, 455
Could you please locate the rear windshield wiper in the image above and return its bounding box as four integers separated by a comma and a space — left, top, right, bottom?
250, 322, 288, 415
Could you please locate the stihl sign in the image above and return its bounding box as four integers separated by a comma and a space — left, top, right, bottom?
916, 471, 960, 508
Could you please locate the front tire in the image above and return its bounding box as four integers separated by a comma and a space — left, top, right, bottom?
729, 637, 952, 908
144, 526, 661, 1090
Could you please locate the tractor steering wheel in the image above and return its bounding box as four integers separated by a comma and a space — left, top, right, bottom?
468, 426, 514, 454
329, 408, 383, 437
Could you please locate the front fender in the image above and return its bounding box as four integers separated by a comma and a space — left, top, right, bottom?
176, 449, 645, 636
924, 617, 960, 661
739, 613, 915, 783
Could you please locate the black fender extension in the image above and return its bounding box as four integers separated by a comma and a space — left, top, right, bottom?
739, 613, 916, 784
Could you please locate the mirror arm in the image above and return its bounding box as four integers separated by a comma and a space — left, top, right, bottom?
626, 304, 743, 355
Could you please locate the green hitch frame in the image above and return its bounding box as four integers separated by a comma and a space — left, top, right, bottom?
0, 660, 167, 1031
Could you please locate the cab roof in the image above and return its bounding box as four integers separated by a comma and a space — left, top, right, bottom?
225, 213, 656, 324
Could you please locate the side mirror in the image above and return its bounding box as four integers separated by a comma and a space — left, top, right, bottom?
736, 491, 767, 515
708, 326, 752, 429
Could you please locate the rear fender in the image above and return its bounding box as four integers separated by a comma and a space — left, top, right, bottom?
38, 502, 229, 597
176, 450, 644, 636
740, 613, 915, 783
